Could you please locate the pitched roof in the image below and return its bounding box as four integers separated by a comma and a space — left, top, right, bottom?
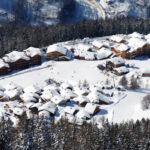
24, 47, 42, 57
5, 51, 30, 62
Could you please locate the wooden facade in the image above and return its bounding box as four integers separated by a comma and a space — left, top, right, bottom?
46, 51, 65, 60
30, 55, 42, 65
142, 73, 150, 77
8, 59, 30, 70
114, 70, 128, 76
0, 66, 9, 75
106, 61, 124, 69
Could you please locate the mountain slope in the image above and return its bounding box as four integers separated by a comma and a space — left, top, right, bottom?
0, 0, 150, 25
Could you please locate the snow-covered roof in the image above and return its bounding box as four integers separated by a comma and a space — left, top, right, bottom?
43, 85, 58, 92
20, 93, 38, 103
110, 35, 124, 43
4, 89, 20, 100
74, 96, 90, 105
77, 43, 92, 51
92, 40, 105, 49
38, 102, 56, 114
4, 82, 23, 92
76, 109, 90, 120
96, 48, 112, 60
128, 37, 147, 50
60, 82, 73, 90
47, 44, 68, 55
0, 59, 9, 68
51, 95, 67, 105
24, 47, 42, 57
64, 106, 78, 115
114, 43, 129, 52
24, 84, 41, 94
109, 57, 125, 65
88, 91, 110, 104
60, 89, 76, 99
114, 66, 129, 74
5, 51, 30, 63
85, 103, 99, 115
74, 87, 90, 96
41, 90, 53, 101
129, 32, 144, 39
0, 91, 9, 100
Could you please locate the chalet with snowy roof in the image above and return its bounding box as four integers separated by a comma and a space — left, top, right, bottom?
96, 47, 113, 60
127, 37, 148, 58
46, 45, 72, 61
24, 47, 42, 65
76, 109, 90, 120
110, 35, 125, 44
111, 44, 129, 57
3, 51, 30, 70
24, 84, 41, 95
38, 102, 56, 115
20, 93, 39, 103
74, 87, 90, 96
129, 32, 144, 39
4, 89, 21, 101
142, 69, 150, 77
114, 66, 129, 76
88, 91, 110, 105
51, 95, 68, 105
0, 91, 9, 102
74, 96, 90, 107
64, 106, 79, 116
106, 57, 125, 71
85, 103, 100, 116
0, 59, 9, 75
92, 40, 108, 50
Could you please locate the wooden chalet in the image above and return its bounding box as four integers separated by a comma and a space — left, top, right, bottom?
74, 96, 90, 107
24, 47, 42, 65
46, 45, 71, 61
126, 36, 148, 58
85, 103, 100, 116
111, 44, 129, 57
110, 35, 125, 44
106, 57, 125, 71
92, 40, 107, 50
0, 59, 10, 75
3, 51, 30, 70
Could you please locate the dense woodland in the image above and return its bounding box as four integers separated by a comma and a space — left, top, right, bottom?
0, 114, 149, 150
0, 17, 150, 57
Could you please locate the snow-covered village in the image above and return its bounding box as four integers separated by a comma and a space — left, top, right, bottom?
0, 0, 150, 149
0, 32, 149, 129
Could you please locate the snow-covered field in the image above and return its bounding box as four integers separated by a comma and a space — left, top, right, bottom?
0, 33, 150, 127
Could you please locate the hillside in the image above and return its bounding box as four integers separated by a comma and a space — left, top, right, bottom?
0, 32, 150, 127
0, 0, 150, 25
